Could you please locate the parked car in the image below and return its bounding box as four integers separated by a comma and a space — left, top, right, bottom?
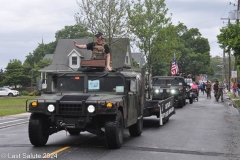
0, 88, 19, 97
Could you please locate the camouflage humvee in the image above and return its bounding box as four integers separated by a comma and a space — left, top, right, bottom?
151, 76, 188, 108
26, 62, 145, 149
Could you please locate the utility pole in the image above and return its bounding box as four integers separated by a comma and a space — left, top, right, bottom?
221, 17, 231, 91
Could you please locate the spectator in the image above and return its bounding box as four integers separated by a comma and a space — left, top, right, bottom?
232, 82, 237, 98
237, 82, 240, 97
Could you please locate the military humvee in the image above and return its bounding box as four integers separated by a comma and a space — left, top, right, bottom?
26, 60, 145, 149
150, 76, 188, 108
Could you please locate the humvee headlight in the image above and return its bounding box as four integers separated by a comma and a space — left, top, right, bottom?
47, 104, 55, 112
159, 89, 163, 92
31, 101, 38, 107
87, 105, 95, 113
166, 89, 170, 93
154, 89, 160, 94
171, 89, 176, 94
106, 102, 113, 108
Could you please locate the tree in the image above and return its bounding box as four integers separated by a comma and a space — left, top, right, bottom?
128, 0, 178, 95
74, 0, 129, 56
2, 60, 24, 88
55, 24, 92, 40
176, 24, 213, 76
217, 23, 240, 70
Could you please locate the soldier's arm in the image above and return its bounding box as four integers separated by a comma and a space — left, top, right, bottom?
106, 54, 112, 71
73, 40, 87, 49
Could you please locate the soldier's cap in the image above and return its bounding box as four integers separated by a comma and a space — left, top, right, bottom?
95, 32, 103, 37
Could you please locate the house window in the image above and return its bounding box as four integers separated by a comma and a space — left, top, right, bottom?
72, 56, 77, 65
125, 56, 128, 63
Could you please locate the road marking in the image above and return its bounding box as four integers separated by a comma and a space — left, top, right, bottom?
0, 121, 28, 129
0, 119, 26, 125
42, 135, 96, 158
42, 146, 70, 158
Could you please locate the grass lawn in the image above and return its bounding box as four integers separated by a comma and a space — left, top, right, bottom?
0, 96, 39, 117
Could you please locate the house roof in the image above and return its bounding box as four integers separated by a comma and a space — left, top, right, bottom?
39, 38, 132, 72
132, 52, 146, 67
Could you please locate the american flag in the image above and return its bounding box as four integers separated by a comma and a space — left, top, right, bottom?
171, 53, 178, 75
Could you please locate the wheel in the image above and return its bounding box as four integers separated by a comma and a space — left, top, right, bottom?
178, 98, 183, 108
8, 93, 13, 97
189, 97, 193, 104
105, 110, 124, 149
28, 113, 49, 146
68, 129, 81, 135
129, 116, 143, 136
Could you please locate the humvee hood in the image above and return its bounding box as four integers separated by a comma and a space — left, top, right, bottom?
87, 94, 123, 101
39, 93, 123, 102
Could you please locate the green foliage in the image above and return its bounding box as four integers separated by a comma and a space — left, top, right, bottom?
20, 90, 29, 96
2, 59, 24, 88
210, 55, 235, 82
0, 96, 40, 117
55, 24, 91, 40
128, 0, 177, 80
152, 60, 169, 76
75, 0, 129, 57
217, 23, 240, 56
176, 24, 212, 76
132, 58, 140, 68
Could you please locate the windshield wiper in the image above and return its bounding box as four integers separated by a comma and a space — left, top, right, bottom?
90, 72, 108, 81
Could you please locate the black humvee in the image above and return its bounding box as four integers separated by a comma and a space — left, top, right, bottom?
26, 61, 145, 149
151, 76, 190, 108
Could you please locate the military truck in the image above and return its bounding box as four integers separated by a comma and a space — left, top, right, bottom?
26, 60, 145, 149
143, 76, 176, 125
149, 76, 191, 108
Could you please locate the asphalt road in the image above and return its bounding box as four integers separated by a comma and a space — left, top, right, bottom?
0, 92, 240, 160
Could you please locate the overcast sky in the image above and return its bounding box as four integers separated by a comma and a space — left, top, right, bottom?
0, 0, 237, 70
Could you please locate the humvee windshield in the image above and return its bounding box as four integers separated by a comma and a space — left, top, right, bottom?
54, 75, 124, 94
152, 79, 183, 87
56, 76, 84, 92
88, 76, 124, 93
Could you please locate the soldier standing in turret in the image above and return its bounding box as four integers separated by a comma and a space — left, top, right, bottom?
73, 32, 112, 71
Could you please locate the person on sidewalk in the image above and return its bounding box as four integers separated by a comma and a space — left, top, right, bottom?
231, 82, 237, 98
237, 82, 240, 97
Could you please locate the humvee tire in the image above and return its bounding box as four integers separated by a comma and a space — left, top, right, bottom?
178, 97, 183, 108
105, 110, 124, 149
129, 117, 143, 136
28, 113, 49, 146
68, 129, 81, 135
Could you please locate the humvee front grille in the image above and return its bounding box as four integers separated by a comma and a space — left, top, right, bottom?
59, 104, 82, 115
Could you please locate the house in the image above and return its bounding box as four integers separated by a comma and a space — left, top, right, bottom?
39, 38, 133, 88
132, 52, 146, 67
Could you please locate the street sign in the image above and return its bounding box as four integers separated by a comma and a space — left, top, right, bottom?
231, 71, 237, 78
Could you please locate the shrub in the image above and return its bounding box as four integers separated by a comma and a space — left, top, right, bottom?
20, 90, 29, 96
28, 90, 41, 96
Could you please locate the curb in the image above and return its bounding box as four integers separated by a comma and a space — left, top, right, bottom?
0, 112, 30, 119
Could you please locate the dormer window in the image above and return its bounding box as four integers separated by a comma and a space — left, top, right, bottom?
72, 56, 77, 65
67, 50, 84, 69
